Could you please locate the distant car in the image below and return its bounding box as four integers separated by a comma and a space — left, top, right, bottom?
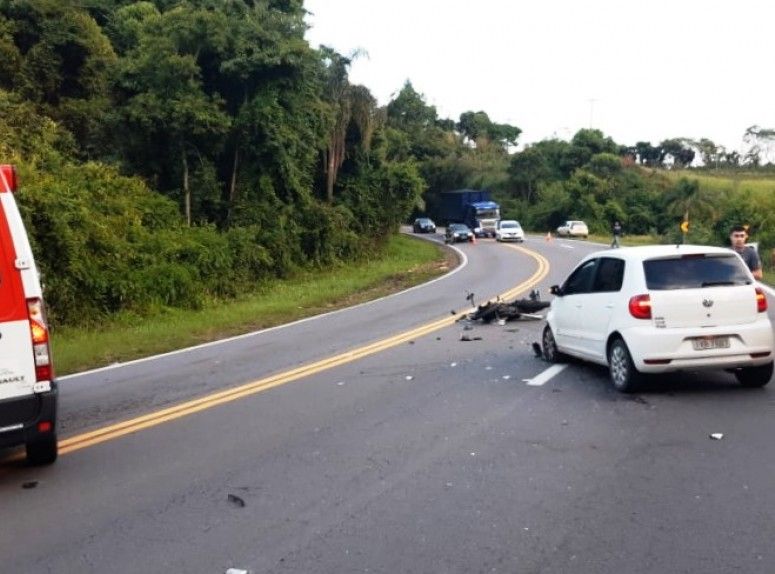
413, 217, 436, 233
495, 220, 525, 242
556, 220, 588, 239
542, 244, 774, 392
445, 223, 474, 244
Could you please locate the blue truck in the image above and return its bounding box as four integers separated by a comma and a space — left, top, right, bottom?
437, 189, 500, 237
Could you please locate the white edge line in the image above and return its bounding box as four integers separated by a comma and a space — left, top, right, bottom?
60, 237, 467, 380
525, 364, 568, 386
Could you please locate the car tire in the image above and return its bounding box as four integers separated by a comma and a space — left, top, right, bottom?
607, 338, 642, 393
542, 325, 567, 363
734, 362, 773, 387
26, 433, 58, 466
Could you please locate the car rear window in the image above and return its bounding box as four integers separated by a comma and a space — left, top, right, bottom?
643, 254, 751, 290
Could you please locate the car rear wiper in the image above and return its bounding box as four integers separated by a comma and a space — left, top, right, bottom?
701, 281, 735, 287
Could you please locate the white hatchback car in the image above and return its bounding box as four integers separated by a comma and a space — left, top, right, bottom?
542, 245, 774, 392
556, 220, 588, 238
495, 220, 524, 242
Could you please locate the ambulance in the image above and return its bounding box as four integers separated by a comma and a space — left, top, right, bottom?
0, 165, 57, 464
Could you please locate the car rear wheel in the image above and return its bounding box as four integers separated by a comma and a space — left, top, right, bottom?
734, 362, 773, 387
608, 338, 642, 393
26, 433, 58, 465
542, 325, 566, 363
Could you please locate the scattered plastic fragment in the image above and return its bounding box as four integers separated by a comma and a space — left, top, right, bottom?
336, 381, 345, 386
226, 569, 249, 574
709, 433, 724, 440
497, 318, 507, 326
450, 362, 457, 367
502, 375, 511, 380
485, 366, 493, 370
405, 375, 414, 381
21, 481, 38, 490
227, 494, 246, 508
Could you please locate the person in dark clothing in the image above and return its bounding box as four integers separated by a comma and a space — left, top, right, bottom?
611, 221, 622, 248
730, 225, 762, 279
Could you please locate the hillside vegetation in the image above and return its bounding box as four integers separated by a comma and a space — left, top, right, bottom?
1, 1, 772, 334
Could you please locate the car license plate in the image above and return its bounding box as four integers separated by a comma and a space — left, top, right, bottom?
692, 336, 730, 351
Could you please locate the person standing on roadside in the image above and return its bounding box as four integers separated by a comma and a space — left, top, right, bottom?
611, 221, 622, 248
730, 225, 762, 280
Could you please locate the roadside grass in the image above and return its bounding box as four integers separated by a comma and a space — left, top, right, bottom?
666, 170, 775, 195
53, 234, 453, 375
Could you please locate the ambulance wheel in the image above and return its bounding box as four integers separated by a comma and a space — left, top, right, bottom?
26, 433, 58, 465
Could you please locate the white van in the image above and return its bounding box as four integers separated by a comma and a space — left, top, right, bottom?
0, 165, 58, 464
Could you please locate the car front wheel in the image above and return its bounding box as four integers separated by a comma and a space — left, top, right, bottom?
608, 338, 642, 393
734, 362, 773, 387
542, 325, 566, 363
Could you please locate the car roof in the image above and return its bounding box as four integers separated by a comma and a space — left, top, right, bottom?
583, 244, 738, 262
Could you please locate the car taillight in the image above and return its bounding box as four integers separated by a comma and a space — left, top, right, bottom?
628, 294, 652, 319
755, 287, 767, 313
27, 298, 53, 381
0, 164, 17, 192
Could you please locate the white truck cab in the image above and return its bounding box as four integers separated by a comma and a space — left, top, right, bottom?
0, 165, 58, 464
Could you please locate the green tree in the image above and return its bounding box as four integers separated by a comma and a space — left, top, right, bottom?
508, 146, 549, 202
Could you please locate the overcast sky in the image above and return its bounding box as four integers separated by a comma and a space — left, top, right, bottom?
304, 0, 775, 152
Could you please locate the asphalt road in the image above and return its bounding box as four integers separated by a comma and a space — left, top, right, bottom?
1, 234, 773, 574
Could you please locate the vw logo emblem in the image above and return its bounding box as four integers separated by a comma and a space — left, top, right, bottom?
702, 299, 714, 308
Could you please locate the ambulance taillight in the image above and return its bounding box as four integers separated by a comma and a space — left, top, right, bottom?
27, 298, 54, 381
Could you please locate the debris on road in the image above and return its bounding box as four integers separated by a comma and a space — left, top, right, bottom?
450, 362, 457, 367
532, 342, 543, 358
226, 569, 249, 574
405, 375, 414, 381
465, 289, 550, 324
21, 481, 39, 489
227, 494, 246, 508
709, 433, 724, 440
460, 334, 483, 342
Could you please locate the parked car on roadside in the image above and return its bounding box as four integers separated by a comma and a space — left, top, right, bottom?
495, 220, 525, 242
542, 245, 774, 392
0, 164, 58, 464
556, 220, 588, 238
445, 223, 474, 244
412, 217, 436, 233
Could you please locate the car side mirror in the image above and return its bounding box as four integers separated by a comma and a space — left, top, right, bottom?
550, 284, 562, 296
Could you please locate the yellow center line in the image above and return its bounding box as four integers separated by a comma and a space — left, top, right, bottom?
56, 244, 550, 455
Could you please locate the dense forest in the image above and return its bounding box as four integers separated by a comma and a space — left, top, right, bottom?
1, 0, 773, 328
